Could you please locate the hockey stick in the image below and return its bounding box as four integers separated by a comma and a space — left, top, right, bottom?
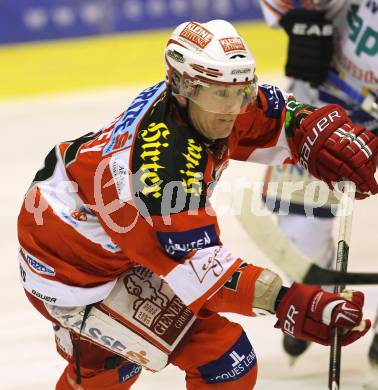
237, 187, 378, 285
328, 181, 356, 390
327, 70, 378, 120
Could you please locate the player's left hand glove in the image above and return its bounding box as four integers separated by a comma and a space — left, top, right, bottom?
293, 104, 378, 198
275, 282, 371, 346
279, 9, 333, 87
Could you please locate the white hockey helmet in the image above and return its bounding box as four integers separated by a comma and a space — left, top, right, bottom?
165, 20, 258, 115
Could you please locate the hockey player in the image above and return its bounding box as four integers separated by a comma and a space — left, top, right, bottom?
18, 19, 377, 389
258, 0, 378, 383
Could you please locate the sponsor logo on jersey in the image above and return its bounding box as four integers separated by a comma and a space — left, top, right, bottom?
180, 138, 204, 197
69, 209, 87, 222
156, 224, 219, 259
137, 122, 171, 199
189, 246, 226, 284
103, 81, 166, 156
110, 152, 132, 202
179, 22, 213, 49
61, 206, 95, 226
61, 209, 80, 227
27, 254, 55, 276
118, 363, 142, 383
53, 326, 73, 358
71, 321, 128, 353
198, 331, 256, 383
259, 84, 286, 119
104, 242, 121, 252
31, 289, 57, 303
153, 296, 193, 342
122, 267, 194, 346
59, 207, 121, 253
219, 37, 246, 53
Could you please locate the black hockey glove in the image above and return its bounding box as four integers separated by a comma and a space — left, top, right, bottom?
279, 9, 333, 87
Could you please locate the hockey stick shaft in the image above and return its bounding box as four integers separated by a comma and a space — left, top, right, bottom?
328, 182, 356, 390
237, 188, 378, 285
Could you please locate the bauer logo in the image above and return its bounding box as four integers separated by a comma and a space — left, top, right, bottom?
219, 37, 246, 53
27, 254, 55, 276
166, 49, 185, 63
198, 331, 256, 384
179, 22, 213, 49
156, 225, 219, 260
31, 289, 57, 303
231, 68, 251, 75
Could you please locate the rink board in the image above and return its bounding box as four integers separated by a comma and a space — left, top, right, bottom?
0, 21, 286, 99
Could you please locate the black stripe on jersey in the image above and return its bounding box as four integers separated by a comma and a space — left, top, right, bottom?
32, 146, 58, 184
64, 132, 97, 166
131, 116, 208, 216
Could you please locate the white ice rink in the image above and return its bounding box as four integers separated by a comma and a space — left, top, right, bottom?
1, 82, 377, 389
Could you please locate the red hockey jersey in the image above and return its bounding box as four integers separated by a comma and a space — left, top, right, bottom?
18, 81, 312, 315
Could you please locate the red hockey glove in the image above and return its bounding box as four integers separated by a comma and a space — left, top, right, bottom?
275, 283, 371, 346
293, 104, 378, 199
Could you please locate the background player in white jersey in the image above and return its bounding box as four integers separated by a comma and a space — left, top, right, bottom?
18, 18, 377, 389
259, 0, 378, 386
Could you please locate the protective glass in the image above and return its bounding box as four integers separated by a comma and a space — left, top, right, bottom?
180, 75, 258, 114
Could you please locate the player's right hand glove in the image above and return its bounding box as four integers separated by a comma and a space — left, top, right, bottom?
279, 8, 333, 87
275, 282, 371, 346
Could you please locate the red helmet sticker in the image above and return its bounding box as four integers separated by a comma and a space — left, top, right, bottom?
219, 37, 246, 53
179, 22, 214, 49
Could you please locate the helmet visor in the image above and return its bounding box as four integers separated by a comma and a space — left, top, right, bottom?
180, 75, 258, 115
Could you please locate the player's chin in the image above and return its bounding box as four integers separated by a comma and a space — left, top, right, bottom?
213, 117, 235, 137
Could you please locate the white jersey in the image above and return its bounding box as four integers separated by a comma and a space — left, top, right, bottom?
260, 0, 378, 116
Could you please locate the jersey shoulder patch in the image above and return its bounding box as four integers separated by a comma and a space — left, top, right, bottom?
103, 81, 166, 156
257, 84, 286, 119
